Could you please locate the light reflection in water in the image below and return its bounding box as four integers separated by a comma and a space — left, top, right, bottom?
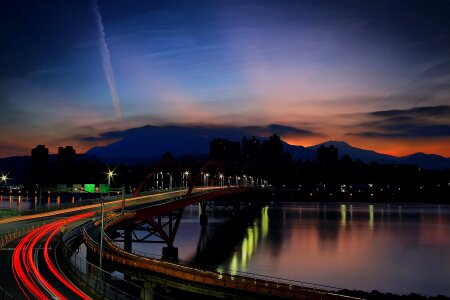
369, 204, 374, 229
227, 205, 269, 274
341, 204, 347, 227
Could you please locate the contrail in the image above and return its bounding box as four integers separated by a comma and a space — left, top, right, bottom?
92, 0, 122, 120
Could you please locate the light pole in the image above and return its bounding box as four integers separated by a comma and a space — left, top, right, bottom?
184, 171, 189, 188
100, 169, 115, 271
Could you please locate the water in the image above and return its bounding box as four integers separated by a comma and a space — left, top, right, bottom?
126, 202, 450, 296
0, 195, 72, 210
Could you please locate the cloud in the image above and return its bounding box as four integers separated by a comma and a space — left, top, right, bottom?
92, 0, 122, 120
267, 124, 316, 136
370, 105, 450, 118
348, 105, 450, 138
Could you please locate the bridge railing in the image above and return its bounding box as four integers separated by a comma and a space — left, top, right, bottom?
81, 211, 361, 300
106, 235, 347, 294
60, 221, 141, 300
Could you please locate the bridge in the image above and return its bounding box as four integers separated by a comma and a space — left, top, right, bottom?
0, 165, 362, 300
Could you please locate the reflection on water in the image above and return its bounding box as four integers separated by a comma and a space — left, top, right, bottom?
0, 195, 71, 210
111, 202, 450, 296
226, 208, 266, 274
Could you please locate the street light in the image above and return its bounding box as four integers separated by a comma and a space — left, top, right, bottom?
184, 171, 189, 188
100, 168, 116, 271
1, 173, 8, 185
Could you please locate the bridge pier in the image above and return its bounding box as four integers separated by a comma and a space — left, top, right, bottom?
141, 281, 157, 300
199, 213, 208, 226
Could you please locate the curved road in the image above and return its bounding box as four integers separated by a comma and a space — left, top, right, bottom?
0, 189, 198, 299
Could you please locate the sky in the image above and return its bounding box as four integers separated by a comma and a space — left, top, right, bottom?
1, 0, 450, 158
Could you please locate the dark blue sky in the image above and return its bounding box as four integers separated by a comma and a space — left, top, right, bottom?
1, 0, 450, 157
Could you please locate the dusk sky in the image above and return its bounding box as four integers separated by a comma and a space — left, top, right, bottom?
1, 0, 450, 158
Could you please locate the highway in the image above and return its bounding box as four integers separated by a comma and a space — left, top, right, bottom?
0, 189, 193, 299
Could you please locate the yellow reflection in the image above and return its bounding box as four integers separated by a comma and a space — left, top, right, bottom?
57, 196, 61, 206
262, 206, 269, 239
253, 221, 259, 247
341, 204, 346, 227
230, 254, 238, 275
247, 227, 254, 258
369, 204, 374, 229
241, 239, 248, 271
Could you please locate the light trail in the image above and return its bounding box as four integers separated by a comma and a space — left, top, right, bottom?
0, 189, 189, 225
12, 213, 93, 299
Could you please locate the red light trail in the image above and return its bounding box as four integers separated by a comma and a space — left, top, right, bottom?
11, 213, 93, 299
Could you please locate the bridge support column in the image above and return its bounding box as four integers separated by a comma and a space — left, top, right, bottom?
124, 221, 133, 252
200, 202, 208, 226
162, 246, 178, 262
141, 281, 157, 300
200, 213, 208, 226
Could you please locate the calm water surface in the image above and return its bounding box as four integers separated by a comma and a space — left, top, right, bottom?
129, 202, 450, 296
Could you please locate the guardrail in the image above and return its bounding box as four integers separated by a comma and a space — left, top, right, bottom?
60, 222, 141, 300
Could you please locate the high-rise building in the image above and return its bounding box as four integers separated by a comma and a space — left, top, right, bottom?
210, 138, 241, 166
242, 136, 260, 166
31, 145, 49, 181
58, 146, 76, 168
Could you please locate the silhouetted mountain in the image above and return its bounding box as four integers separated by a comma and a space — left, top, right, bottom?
399, 152, 450, 169
306, 140, 450, 169
283, 143, 316, 161
87, 125, 253, 159
307, 141, 397, 163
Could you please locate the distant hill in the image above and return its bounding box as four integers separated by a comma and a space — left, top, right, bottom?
305, 140, 450, 169
307, 141, 397, 164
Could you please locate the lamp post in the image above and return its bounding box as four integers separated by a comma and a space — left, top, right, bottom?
100, 169, 116, 271
184, 171, 189, 188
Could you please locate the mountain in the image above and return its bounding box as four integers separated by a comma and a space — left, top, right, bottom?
305, 140, 450, 169
307, 141, 397, 164
86, 125, 254, 159
399, 152, 450, 170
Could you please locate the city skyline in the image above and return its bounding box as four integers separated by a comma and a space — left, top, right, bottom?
1, 0, 450, 158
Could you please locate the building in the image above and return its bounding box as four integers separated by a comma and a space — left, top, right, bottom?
242, 136, 261, 166
58, 146, 76, 168
210, 138, 241, 166
31, 145, 49, 182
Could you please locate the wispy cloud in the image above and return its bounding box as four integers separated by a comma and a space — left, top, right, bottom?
92, 0, 122, 120
348, 105, 450, 138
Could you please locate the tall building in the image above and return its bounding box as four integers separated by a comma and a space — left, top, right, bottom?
317, 145, 338, 164
58, 146, 76, 168
261, 134, 284, 162
242, 136, 260, 166
210, 138, 241, 166
31, 145, 49, 182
